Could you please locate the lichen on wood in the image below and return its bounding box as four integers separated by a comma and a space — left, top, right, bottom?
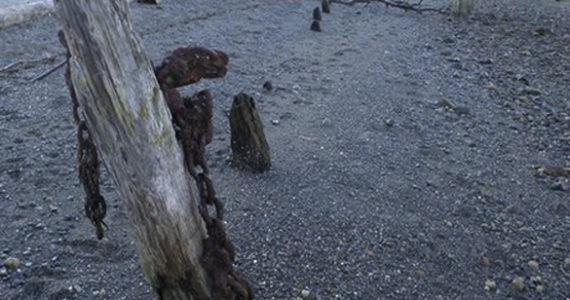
55, 1, 213, 299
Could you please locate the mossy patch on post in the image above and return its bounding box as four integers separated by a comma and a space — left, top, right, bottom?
229, 93, 271, 172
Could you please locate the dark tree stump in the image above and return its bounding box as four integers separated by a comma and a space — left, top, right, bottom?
229, 93, 271, 172
310, 20, 321, 32
322, 0, 331, 13
313, 7, 322, 21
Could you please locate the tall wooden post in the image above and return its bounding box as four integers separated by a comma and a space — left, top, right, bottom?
55, 1, 213, 298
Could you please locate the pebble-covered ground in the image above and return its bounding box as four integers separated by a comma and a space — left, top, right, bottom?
0, 0, 568, 299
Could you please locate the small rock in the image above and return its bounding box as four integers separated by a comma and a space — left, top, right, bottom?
453, 106, 470, 115
564, 257, 570, 270
313, 7, 322, 21
529, 275, 542, 285
384, 119, 394, 127
484, 279, 496, 291
436, 98, 453, 108
310, 20, 321, 32
0, 267, 8, 277
480, 256, 491, 266
271, 119, 280, 125
532, 27, 549, 36
515, 74, 529, 85
68, 285, 82, 294
528, 260, 539, 271
4, 257, 20, 269
522, 87, 542, 96
301, 289, 310, 298
446, 57, 461, 63
510, 277, 525, 292
280, 112, 293, 120
549, 180, 566, 191
49, 205, 58, 212
262, 81, 273, 92
93, 289, 107, 299
442, 36, 456, 44
478, 58, 493, 65
536, 285, 545, 293
484, 82, 497, 91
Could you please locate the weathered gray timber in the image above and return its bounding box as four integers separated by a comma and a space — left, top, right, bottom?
451, 0, 474, 16
229, 93, 271, 173
54, 1, 212, 299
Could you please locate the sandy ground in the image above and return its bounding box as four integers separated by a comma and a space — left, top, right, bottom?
0, 0, 569, 299
0, 0, 53, 30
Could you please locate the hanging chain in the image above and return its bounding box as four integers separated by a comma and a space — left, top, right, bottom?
59, 30, 107, 239
156, 47, 253, 300
60, 34, 252, 297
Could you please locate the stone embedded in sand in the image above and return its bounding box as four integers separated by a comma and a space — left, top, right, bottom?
522, 86, 542, 96
262, 81, 273, 92
549, 180, 566, 191
3, 257, 20, 269
527, 260, 539, 271
436, 98, 453, 108
565, 257, 570, 270
453, 106, 470, 115
484, 279, 496, 291
510, 277, 525, 292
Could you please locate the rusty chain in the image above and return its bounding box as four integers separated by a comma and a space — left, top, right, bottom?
59, 30, 107, 240
155, 47, 253, 299
60, 31, 252, 297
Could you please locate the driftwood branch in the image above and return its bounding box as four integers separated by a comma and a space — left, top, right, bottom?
331, 0, 447, 13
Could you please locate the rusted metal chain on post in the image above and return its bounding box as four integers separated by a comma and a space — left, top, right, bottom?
58, 30, 107, 239
155, 46, 254, 300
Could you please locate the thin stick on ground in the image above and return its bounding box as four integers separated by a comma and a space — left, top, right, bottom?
31, 59, 68, 82
0, 55, 57, 73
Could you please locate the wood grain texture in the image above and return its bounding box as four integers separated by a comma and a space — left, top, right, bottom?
229, 93, 271, 173
54, 1, 211, 298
